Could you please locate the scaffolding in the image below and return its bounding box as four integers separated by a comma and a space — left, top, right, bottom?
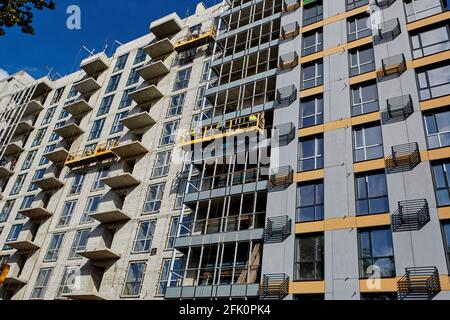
65, 140, 119, 168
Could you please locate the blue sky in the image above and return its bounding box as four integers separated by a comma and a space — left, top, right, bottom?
0, 0, 218, 79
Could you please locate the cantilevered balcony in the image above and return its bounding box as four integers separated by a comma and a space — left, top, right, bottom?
18, 207, 53, 221
279, 52, 299, 70
74, 77, 101, 96
101, 172, 140, 190
2, 276, 27, 287
33, 174, 65, 191
63, 292, 107, 301
150, 13, 182, 39
398, 267, 441, 300
121, 112, 155, 133
391, 199, 430, 232
4, 142, 24, 157
379, 54, 406, 79
382, 95, 414, 125
65, 140, 118, 169
268, 166, 294, 192
44, 148, 69, 164
283, 0, 301, 12
22, 100, 44, 118
173, 26, 216, 53
386, 143, 421, 174
374, 18, 401, 45
80, 53, 110, 75
281, 21, 300, 40
31, 78, 53, 100
90, 209, 131, 224
54, 122, 84, 141
276, 85, 297, 105
111, 141, 149, 159
6, 240, 40, 253
129, 85, 163, 105
63, 100, 93, 119
137, 61, 170, 82
260, 274, 290, 300
144, 38, 175, 60
0, 165, 14, 179
78, 248, 121, 267
12, 120, 34, 138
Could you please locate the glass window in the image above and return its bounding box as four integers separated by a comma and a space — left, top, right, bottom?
195, 86, 211, 110
29, 168, 45, 191
303, 0, 323, 26
347, 15, 371, 42
4, 224, 22, 249
417, 64, 450, 101
30, 268, 53, 299
50, 87, 65, 104
20, 195, 34, 210
122, 262, 147, 297
114, 53, 129, 72
80, 196, 101, 224
10, 173, 27, 195
69, 172, 86, 195
353, 123, 384, 162
424, 109, 450, 149
160, 120, 179, 146
298, 135, 324, 172
69, 229, 90, 259
302, 29, 323, 56
57, 200, 77, 227
88, 118, 105, 141
443, 222, 450, 268
167, 93, 186, 117
358, 227, 395, 278
134, 47, 146, 65
44, 233, 65, 262
41, 106, 56, 125
300, 95, 323, 128
351, 81, 379, 116
349, 46, 375, 76
92, 166, 110, 191
119, 87, 136, 109
58, 108, 70, 120
21, 150, 37, 170
157, 258, 183, 295
411, 25, 450, 59
132, 220, 156, 253
56, 266, 80, 298
355, 171, 389, 215
0, 200, 15, 223
40, 144, 57, 165
32, 128, 47, 147
143, 183, 165, 213
106, 74, 122, 94
404, 0, 445, 23
346, 0, 369, 11
127, 66, 141, 86
110, 111, 129, 134
173, 68, 192, 91
49, 123, 64, 142
295, 233, 324, 280
166, 216, 180, 249
431, 160, 450, 206
302, 60, 323, 89
98, 95, 114, 116
296, 181, 324, 222
66, 86, 78, 99
201, 61, 210, 82
151, 151, 172, 178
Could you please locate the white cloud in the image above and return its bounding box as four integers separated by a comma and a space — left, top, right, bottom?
0, 68, 8, 80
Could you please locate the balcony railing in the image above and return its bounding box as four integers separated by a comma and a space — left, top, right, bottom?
260, 274, 290, 300
281, 21, 300, 39
391, 199, 430, 232
382, 95, 414, 125
279, 52, 299, 70
264, 216, 292, 243
374, 18, 401, 45
379, 54, 406, 79
374, 0, 396, 7
398, 267, 441, 300
273, 123, 296, 147
276, 85, 297, 105
268, 166, 294, 191
171, 264, 261, 288
187, 167, 267, 193
180, 212, 265, 237
65, 140, 119, 168
180, 113, 265, 147
386, 142, 421, 174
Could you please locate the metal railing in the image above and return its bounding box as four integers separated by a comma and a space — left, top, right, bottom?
382, 95, 414, 125
65, 140, 119, 166
398, 266, 441, 300
374, 18, 401, 44
260, 273, 290, 300
181, 211, 266, 237
386, 142, 421, 174
391, 199, 430, 232
268, 166, 294, 191
173, 26, 217, 52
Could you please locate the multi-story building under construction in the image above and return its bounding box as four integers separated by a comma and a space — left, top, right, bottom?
0, 0, 450, 300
